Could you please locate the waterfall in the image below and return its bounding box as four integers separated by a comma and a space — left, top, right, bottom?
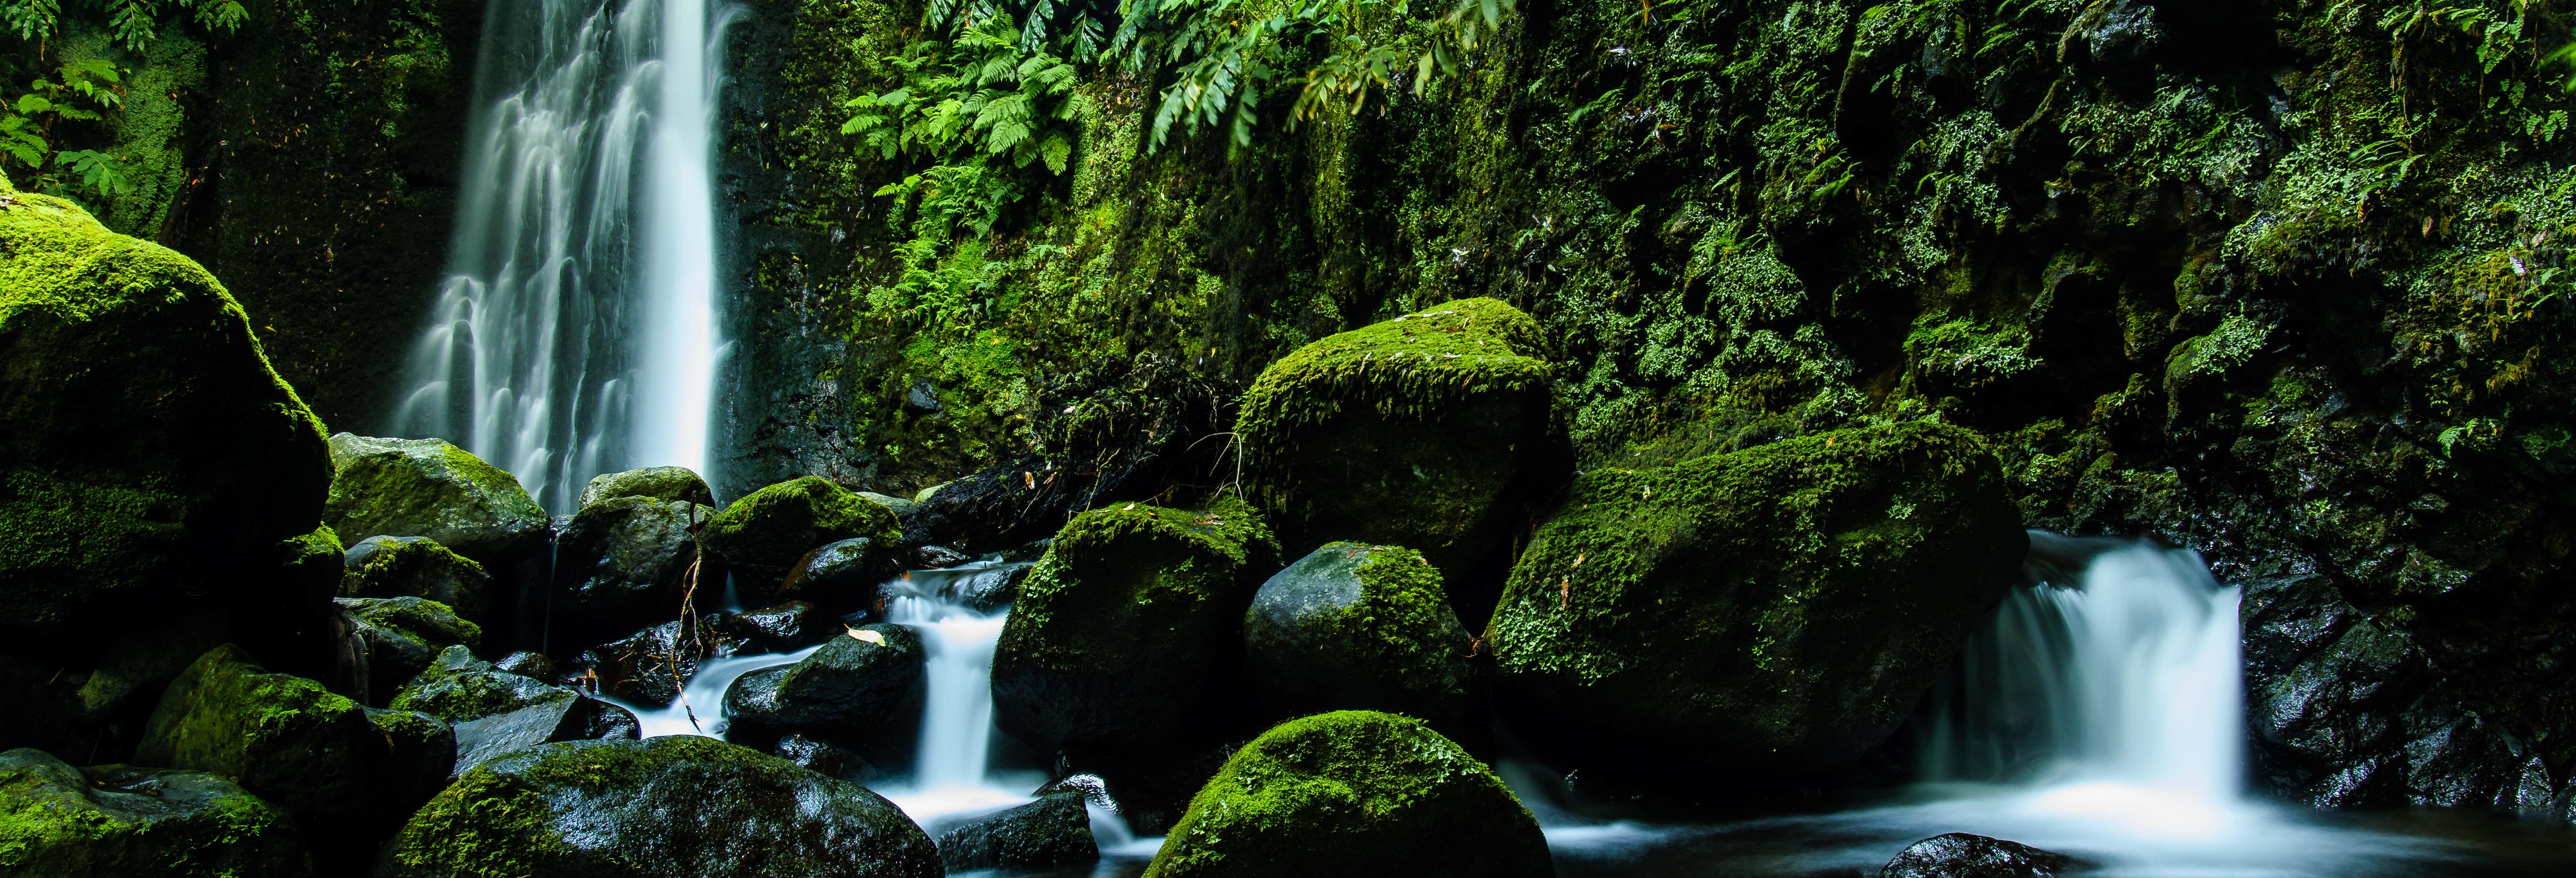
879, 558, 1040, 819
393, 0, 731, 510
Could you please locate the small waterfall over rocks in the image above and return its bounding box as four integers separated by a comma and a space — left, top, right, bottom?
393, 0, 732, 510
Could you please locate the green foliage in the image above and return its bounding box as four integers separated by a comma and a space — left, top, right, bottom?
0, 58, 130, 204
0, 0, 244, 50
843, 19, 1081, 173
1112, 0, 1519, 149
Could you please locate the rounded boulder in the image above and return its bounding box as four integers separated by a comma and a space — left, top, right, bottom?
1244, 543, 1476, 735
708, 477, 903, 602
324, 434, 547, 566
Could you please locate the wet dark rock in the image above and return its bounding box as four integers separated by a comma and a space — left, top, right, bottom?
1034, 772, 1115, 809
774, 731, 879, 783
1881, 832, 2079, 878
936, 792, 1097, 872
0, 748, 313, 877
393, 645, 639, 775
918, 544, 970, 568
724, 624, 924, 745
577, 465, 715, 509
708, 476, 905, 601
492, 650, 555, 680
340, 535, 493, 619
553, 495, 719, 628
1243, 542, 1477, 738
373, 735, 943, 878
324, 434, 548, 566
0, 607, 234, 763
577, 620, 717, 706
331, 596, 481, 706
716, 601, 833, 653
777, 537, 901, 615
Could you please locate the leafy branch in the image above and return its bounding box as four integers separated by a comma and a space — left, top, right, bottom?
1, 0, 247, 50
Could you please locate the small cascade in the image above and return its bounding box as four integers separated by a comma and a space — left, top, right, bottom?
875, 557, 1042, 820
620, 643, 823, 739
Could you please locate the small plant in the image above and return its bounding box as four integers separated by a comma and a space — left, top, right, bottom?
1, 58, 133, 201
1, 0, 248, 50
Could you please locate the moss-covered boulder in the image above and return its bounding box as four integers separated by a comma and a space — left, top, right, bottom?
1243, 543, 1477, 736
340, 535, 493, 621
1487, 422, 2026, 784
0, 181, 331, 646
373, 735, 943, 878
323, 434, 547, 565
707, 476, 904, 601
723, 623, 923, 745
333, 596, 481, 706
555, 495, 718, 628
1233, 298, 1553, 606
777, 538, 899, 614
993, 497, 1279, 760
0, 748, 312, 877
391, 646, 638, 774
1142, 711, 1549, 878
577, 465, 715, 509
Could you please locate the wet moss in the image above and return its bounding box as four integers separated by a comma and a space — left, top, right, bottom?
0, 748, 311, 878
706, 476, 903, 593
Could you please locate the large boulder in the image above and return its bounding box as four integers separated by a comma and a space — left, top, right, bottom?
1487, 422, 2026, 784
1882, 833, 2082, 878
935, 792, 1097, 872
555, 495, 719, 628
136, 644, 452, 850
392, 645, 638, 775
323, 434, 547, 565
373, 735, 944, 878
0, 605, 235, 763
577, 465, 715, 509
708, 476, 904, 601
1233, 298, 1553, 608
1143, 711, 1549, 878
340, 534, 494, 620
1243, 542, 1477, 736
0, 748, 312, 877
332, 596, 482, 706
993, 497, 1279, 761
723, 623, 924, 744
0, 179, 331, 647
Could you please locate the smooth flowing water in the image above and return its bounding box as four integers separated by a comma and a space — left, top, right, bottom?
393, 0, 731, 510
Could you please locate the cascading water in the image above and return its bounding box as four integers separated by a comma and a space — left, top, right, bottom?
875, 559, 1035, 818
392, 0, 731, 510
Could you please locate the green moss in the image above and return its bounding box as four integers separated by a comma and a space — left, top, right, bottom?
341, 535, 492, 617
0, 749, 309, 878
1315, 547, 1466, 698
705, 475, 903, 581
1142, 711, 1548, 878
323, 435, 546, 563
1003, 495, 1279, 666
379, 769, 561, 877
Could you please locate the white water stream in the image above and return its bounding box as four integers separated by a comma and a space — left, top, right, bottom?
394, 0, 731, 510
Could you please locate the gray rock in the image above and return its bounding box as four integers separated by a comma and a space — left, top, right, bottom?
577, 465, 715, 509
1244, 542, 1476, 736
340, 536, 493, 619
492, 651, 555, 680
1881, 832, 2080, 878
392, 645, 639, 776
717, 602, 833, 653
324, 434, 548, 565
776, 537, 898, 614
332, 596, 482, 706
936, 792, 1097, 872
553, 496, 718, 627
724, 624, 924, 744
860, 490, 920, 520
774, 731, 878, 783
0, 748, 313, 877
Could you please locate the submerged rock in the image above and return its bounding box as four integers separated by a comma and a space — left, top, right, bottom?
373, 735, 943, 878
578, 465, 715, 509
0, 185, 331, 646
332, 596, 482, 706
1233, 298, 1554, 606
992, 497, 1279, 760
724, 623, 924, 744
554, 495, 719, 627
1486, 422, 2026, 786
324, 434, 548, 565
1882, 832, 2080, 878
392, 645, 638, 774
1243, 542, 1477, 736
936, 792, 1097, 872
0, 748, 312, 877
708, 476, 905, 600
1144, 711, 1549, 878
340, 535, 494, 619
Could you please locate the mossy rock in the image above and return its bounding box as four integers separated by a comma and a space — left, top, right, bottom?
373, 735, 943, 878
577, 465, 715, 509
1233, 298, 1555, 608
0, 184, 331, 646
0, 747, 313, 877
554, 496, 718, 628
723, 623, 923, 746
993, 496, 1279, 760
1142, 711, 1549, 878
706, 476, 904, 601
340, 535, 494, 620
323, 434, 547, 565
135, 644, 432, 846
394, 646, 638, 775
1486, 422, 2026, 784
1243, 543, 1477, 737
334, 596, 482, 707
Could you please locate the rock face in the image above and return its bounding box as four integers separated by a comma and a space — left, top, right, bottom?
935, 792, 1097, 872
708, 476, 905, 600
993, 497, 1279, 760
555, 495, 719, 627
340, 535, 493, 619
1143, 711, 1549, 878
1487, 422, 2026, 785
724, 624, 924, 744
1881, 833, 2080, 878
333, 596, 482, 706
0, 182, 331, 646
578, 465, 716, 509
323, 434, 548, 566
136, 644, 451, 843
1234, 298, 1553, 602
1244, 543, 1477, 735
374, 735, 944, 878
0, 748, 312, 877
392, 645, 639, 774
